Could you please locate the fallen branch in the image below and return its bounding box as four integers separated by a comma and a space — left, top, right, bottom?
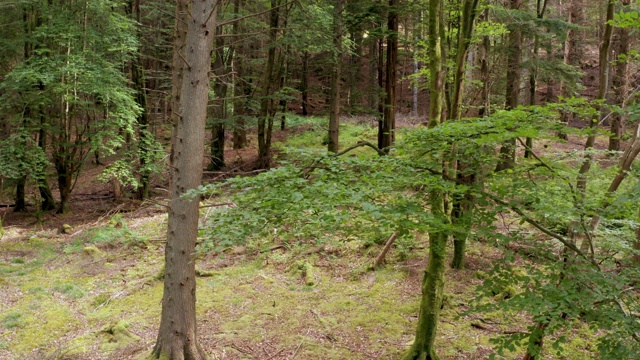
372, 232, 398, 268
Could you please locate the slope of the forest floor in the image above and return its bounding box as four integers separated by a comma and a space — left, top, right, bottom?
0, 116, 603, 359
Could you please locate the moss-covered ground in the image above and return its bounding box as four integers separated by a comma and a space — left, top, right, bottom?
0, 118, 599, 359
0, 213, 596, 360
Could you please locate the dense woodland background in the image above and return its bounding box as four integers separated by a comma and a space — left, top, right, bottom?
1, 0, 640, 359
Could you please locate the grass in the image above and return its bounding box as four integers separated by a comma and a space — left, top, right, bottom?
0, 117, 608, 359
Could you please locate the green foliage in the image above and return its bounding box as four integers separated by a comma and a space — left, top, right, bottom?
200, 100, 640, 358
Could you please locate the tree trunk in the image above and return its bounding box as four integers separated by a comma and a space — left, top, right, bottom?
130, 0, 151, 199
404, 0, 447, 358
209, 27, 230, 171
37, 118, 56, 211
575, 0, 615, 238
495, 0, 522, 172
608, 0, 631, 152
525, 0, 548, 158
377, 34, 385, 148
558, 0, 585, 139
152, 0, 215, 358
380, 0, 398, 153
14, 177, 26, 212
327, 0, 343, 153
55, 160, 72, 214
301, 50, 309, 116
256, 0, 280, 170
449, 0, 479, 270
232, 0, 247, 150
478, 8, 490, 117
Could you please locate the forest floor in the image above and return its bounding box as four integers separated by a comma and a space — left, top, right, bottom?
0, 116, 605, 359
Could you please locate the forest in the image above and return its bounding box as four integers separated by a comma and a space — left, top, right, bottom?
0, 0, 639, 359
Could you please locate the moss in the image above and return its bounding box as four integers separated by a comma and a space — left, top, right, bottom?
82, 246, 104, 261
2, 312, 23, 329
92, 293, 111, 307
98, 320, 141, 352
52, 283, 85, 299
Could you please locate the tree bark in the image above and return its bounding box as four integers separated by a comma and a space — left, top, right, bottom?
380, 0, 398, 153
256, 0, 280, 169
327, 0, 343, 153
495, 0, 522, 172
232, 0, 247, 150
130, 0, 151, 199
404, 0, 447, 358
152, 0, 216, 358
608, 0, 632, 152
449, 0, 479, 270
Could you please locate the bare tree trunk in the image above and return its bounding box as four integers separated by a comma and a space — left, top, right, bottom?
327, 0, 343, 153
152, 0, 216, 358
380, 0, 398, 153
301, 50, 309, 116
495, 0, 522, 172
256, 0, 280, 169
478, 9, 490, 117
232, 0, 247, 150
608, 0, 632, 152
130, 0, 151, 199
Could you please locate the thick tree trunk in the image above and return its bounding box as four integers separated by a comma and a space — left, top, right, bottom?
495, 0, 522, 172
380, 0, 397, 153
327, 0, 343, 153
37, 121, 56, 211
55, 162, 72, 214
14, 177, 26, 212
152, 0, 215, 358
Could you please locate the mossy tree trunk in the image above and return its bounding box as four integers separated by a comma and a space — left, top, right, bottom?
404, 0, 448, 358
448, 0, 479, 270
152, 0, 215, 358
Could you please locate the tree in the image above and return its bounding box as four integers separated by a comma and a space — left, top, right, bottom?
403, 0, 447, 358
379, 0, 398, 153
152, 0, 216, 358
608, 0, 633, 151
495, 0, 523, 172
327, 0, 344, 153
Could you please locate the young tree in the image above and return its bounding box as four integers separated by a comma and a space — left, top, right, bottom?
152, 0, 216, 358
403, 0, 447, 358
